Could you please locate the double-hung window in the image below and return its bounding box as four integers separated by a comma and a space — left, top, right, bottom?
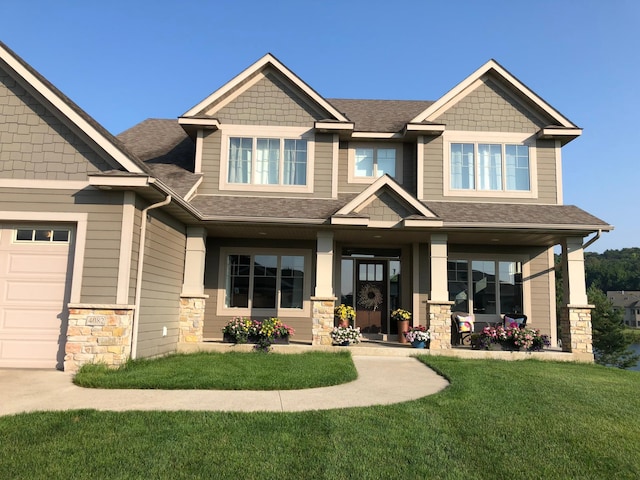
223, 251, 308, 315
450, 142, 531, 192
349, 144, 402, 183
228, 137, 308, 186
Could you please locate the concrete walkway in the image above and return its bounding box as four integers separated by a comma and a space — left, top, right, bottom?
0, 356, 448, 416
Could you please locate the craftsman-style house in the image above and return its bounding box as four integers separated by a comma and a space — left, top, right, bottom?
0, 41, 611, 370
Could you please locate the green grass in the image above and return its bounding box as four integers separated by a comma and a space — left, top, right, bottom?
1, 357, 639, 479
73, 351, 357, 390
624, 327, 640, 343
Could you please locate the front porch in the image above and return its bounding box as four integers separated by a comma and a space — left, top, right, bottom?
176, 338, 594, 363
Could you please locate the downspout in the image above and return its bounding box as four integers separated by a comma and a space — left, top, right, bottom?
130, 194, 172, 359
582, 229, 602, 250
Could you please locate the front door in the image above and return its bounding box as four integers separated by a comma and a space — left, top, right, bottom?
355, 260, 387, 333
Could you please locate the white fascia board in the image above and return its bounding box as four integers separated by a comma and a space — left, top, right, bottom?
182, 53, 349, 122
351, 131, 404, 139
404, 123, 446, 134
314, 121, 355, 131
178, 117, 221, 128
444, 222, 614, 231
330, 217, 370, 226
410, 59, 578, 129
537, 127, 583, 138
0, 44, 145, 174
403, 219, 444, 228
88, 175, 152, 188
199, 215, 325, 224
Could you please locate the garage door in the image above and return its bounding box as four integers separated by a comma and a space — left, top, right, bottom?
0, 225, 73, 369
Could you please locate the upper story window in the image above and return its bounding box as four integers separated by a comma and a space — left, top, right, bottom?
220, 126, 314, 193
228, 137, 307, 186
443, 131, 537, 199
349, 143, 403, 184
451, 143, 530, 191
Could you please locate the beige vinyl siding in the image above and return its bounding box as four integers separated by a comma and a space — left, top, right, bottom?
313, 133, 333, 197
199, 129, 222, 195
535, 139, 559, 204
128, 205, 142, 305
422, 136, 444, 200
337, 141, 356, 193
0, 188, 124, 304
135, 209, 186, 359
433, 77, 549, 132
0, 67, 113, 178
203, 238, 314, 341
528, 246, 553, 338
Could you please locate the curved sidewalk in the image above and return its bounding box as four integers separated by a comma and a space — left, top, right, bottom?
0, 356, 449, 416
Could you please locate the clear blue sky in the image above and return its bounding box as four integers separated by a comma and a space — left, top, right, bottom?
2, 0, 638, 252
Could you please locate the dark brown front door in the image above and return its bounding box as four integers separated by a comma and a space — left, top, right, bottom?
355, 260, 387, 333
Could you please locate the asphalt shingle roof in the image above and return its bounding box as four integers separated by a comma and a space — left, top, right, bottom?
327, 99, 433, 132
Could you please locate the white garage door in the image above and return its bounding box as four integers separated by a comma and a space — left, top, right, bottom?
0, 225, 73, 369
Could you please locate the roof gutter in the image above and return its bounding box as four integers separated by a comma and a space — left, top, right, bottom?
131, 194, 172, 359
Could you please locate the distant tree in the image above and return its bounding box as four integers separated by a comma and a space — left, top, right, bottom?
588, 285, 639, 369
585, 248, 640, 292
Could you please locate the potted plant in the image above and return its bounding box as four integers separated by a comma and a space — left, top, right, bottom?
404, 325, 430, 349
391, 308, 412, 344
475, 325, 551, 351
334, 304, 356, 327
331, 325, 362, 346
221, 317, 294, 346
258, 317, 295, 344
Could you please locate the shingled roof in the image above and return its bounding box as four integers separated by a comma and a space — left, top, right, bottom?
328, 99, 433, 132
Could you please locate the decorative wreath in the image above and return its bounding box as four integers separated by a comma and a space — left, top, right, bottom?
358, 284, 383, 311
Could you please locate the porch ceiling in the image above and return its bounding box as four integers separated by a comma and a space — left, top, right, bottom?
200, 222, 592, 247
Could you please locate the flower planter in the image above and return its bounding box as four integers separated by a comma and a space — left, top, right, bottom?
336, 341, 350, 347
271, 336, 290, 345
397, 320, 409, 343
411, 340, 427, 349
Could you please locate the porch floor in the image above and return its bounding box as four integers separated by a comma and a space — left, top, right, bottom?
179, 340, 592, 362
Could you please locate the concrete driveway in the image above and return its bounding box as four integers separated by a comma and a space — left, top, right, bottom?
0, 356, 448, 416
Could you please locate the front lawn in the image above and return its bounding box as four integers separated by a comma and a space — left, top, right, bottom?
73, 351, 357, 390
1, 357, 639, 479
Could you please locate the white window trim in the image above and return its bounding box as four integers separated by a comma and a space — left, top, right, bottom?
443, 131, 538, 199
347, 142, 404, 184
448, 253, 531, 323
219, 125, 315, 193
216, 247, 312, 318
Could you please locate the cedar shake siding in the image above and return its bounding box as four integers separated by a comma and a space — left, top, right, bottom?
135, 209, 186, 359
213, 70, 326, 126
433, 76, 550, 132
0, 68, 112, 177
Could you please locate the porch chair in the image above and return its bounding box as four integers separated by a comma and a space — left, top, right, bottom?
503, 313, 527, 329
451, 312, 475, 345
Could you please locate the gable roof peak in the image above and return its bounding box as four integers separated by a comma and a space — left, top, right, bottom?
181, 52, 349, 122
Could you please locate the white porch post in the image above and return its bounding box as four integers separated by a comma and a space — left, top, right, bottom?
559, 236, 594, 360
428, 234, 453, 350
312, 231, 336, 345
179, 227, 207, 344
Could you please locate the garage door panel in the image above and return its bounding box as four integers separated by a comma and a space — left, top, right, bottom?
6, 252, 69, 275
1, 308, 64, 331
0, 224, 73, 369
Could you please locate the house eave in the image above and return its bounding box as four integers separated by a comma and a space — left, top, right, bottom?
536, 127, 583, 145
444, 221, 614, 232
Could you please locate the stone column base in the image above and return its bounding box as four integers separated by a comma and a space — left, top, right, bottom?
64, 306, 134, 372
312, 296, 337, 345
560, 305, 594, 357
179, 296, 206, 343
427, 300, 454, 350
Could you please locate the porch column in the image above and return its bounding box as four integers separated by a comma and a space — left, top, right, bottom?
559, 237, 594, 360
179, 227, 207, 344
428, 234, 453, 350
311, 231, 336, 345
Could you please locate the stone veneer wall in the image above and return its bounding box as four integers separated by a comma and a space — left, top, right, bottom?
312, 296, 336, 345
560, 306, 594, 356
64, 307, 134, 372
178, 297, 206, 343
427, 300, 454, 350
